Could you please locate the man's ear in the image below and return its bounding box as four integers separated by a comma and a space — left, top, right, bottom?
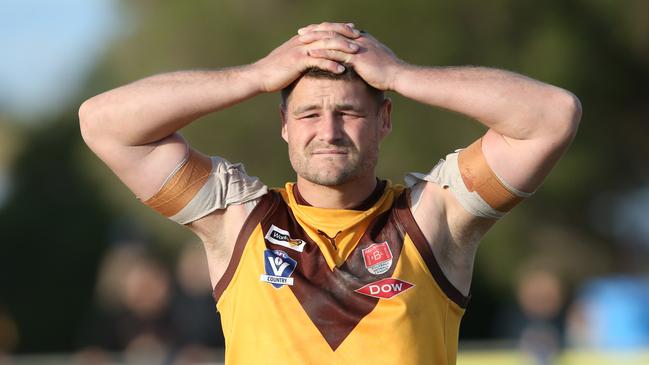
280, 105, 289, 143
378, 97, 392, 140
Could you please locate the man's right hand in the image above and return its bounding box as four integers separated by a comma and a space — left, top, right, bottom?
251, 22, 362, 93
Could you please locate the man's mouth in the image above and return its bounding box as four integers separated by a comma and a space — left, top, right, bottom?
311, 149, 348, 155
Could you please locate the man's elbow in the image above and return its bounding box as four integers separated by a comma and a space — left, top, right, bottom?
563, 90, 582, 130
550, 89, 582, 143
78, 96, 106, 148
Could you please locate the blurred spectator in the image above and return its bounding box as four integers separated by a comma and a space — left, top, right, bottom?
170, 243, 225, 350
76, 241, 225, 364
495, 268, 566, 365
72, 347, 112, 365
77, 243, 175, 363
566, 276, 649, 349
0, 305, 18, 364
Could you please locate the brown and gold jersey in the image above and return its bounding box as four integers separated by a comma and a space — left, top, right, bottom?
213, 181, 469, 365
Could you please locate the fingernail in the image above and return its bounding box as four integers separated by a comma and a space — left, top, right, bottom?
349, 43, 358, 51
298, 28, 305, 35
337, 65, 345, 72
346, 23, 355, 28
347, 25, 359, 36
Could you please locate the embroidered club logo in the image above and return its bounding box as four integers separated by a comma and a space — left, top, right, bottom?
260, 249, 297, 289
355, 278, 414, 299
264, 224, 307, 252
361, 242, 393, 275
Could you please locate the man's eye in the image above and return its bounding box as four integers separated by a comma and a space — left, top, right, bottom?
301, 114, 318, 119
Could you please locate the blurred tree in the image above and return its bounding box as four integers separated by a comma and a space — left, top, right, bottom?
0, 118, 111, 352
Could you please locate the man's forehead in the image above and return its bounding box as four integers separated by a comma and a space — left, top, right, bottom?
288, 77, 373, 111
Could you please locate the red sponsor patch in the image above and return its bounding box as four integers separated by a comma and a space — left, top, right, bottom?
355, 278, 414, 299
362, 242, 393, 275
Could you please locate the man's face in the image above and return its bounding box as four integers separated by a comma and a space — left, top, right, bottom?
281, 77, 391, 186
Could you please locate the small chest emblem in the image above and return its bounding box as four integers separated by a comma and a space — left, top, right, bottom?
260, 249, 297, 289
362, 242, 393, 275
355, 278, 414, 299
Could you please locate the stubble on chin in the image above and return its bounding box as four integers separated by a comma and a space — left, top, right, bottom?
289, 144, 377, 187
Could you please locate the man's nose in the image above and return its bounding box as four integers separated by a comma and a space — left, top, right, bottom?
318, 113, 344, 143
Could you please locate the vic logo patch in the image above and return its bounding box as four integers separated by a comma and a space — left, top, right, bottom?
355, 278, 414, 299
260, 249, 297, 289
264, 224, 307, 252
362, 242, 393, 275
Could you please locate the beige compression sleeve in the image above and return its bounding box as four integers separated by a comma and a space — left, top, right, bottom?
143, 149, 267, 224
406, 138, 532, 219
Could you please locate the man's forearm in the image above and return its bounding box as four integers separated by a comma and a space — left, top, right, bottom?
79, 65, 262, 146
392, 65, 581, 140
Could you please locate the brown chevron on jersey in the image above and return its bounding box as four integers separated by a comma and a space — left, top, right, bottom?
260, 191, 407, 351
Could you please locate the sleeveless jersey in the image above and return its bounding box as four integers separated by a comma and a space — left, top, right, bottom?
212, 181, 469, 365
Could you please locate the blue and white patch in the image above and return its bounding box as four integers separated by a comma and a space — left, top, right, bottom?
260, 249, 297, 289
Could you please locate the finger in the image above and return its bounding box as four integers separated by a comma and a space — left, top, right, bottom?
308, 49, 354, 64
305, 38, 359, 54
310, 22, 360, 38
299, 30, 352, 44
305, 58, 346, 74
298, 22, 360, 39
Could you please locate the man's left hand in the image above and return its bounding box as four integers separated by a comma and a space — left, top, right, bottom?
297, 22, 406, 91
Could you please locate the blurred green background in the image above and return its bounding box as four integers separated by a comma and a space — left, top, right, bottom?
1, 0, 648, 359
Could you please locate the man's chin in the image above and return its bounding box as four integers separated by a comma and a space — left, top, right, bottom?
300, 170, 355, 186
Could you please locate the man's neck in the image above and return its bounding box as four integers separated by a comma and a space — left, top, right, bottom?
295, 175, 379, 209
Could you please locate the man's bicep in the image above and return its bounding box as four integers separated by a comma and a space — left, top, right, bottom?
87, 132, 189, 200
481, 128, 573, 194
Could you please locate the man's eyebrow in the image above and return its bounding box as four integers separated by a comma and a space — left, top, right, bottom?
292, 104, 321, 115
292, 103, 366, 116
334, 103, 364, 112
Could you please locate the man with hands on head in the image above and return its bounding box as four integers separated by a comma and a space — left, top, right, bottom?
79, 22, 580, 365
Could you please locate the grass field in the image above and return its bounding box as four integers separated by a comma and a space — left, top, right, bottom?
458, 349, 649, 365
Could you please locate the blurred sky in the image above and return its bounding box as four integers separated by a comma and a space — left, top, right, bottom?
0, 0, 121, 121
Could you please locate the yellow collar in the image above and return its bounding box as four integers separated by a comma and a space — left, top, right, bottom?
278, 181, 402, 268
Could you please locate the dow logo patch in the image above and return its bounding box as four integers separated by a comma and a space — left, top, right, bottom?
355, 278, 414, 299
260, 249, 297, 289
362, 242, 393, 275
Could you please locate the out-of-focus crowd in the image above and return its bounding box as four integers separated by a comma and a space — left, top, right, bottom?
1, 241, 225, 365
1, 243, 648, 365
494, 265, 649, 365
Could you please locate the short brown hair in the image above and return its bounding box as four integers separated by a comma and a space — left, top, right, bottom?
280, 64, 385, 109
